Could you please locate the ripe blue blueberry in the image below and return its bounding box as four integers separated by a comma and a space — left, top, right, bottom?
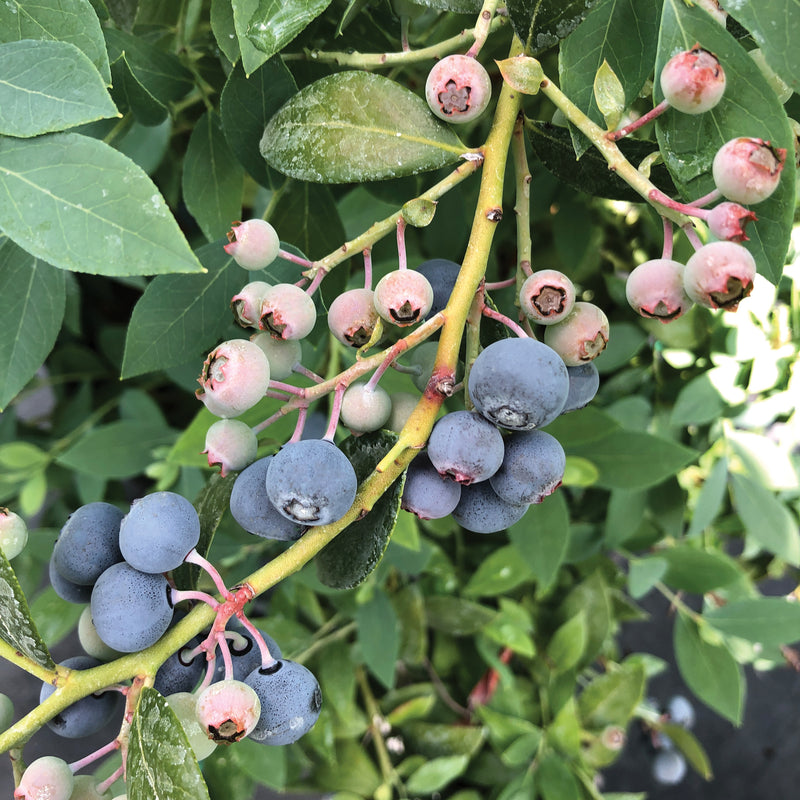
426, 410, 504, 484
401, 453, 462, 520
562, 363, 600, 413
49, 554, 92, 604
452, 481, 529, 534
489, 430, 566, 505
416, 258, 460, 318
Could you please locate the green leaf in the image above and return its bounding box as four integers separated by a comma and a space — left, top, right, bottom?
392, 583, 427, 665
182, 111, 243, 242
536, 752, 581, 800
506, 0, 601, 55
0, 132, 204, 276
463, 544, 534, 597
316, 431, 404, 589
546, 611, 587, 674
0, 0, 111, 84
560, 0, 661, 155
656, 0, 796, 284
121, 241, 243, 379
406, 755, 469, 795
356, 587, 399, 689
232, 0, 279, 76
603, 488, 648, 547
0, 549, 54, 669
577, 663, 646, 728
0, 239, 65, 411
410, 0, 480, 11
627, 557, 667, 599
0, 40, 117, 137
527, 120, 677, 201
234, 738, 287, 790
687, 455, 728, 538
55, 421, 174, 478
246, 0, 333, 58
508, 491, 569, 591
571, 430, 696, 490
561, 571, 611, 665
104, 28, 193, 126
424, 596, 496, 636
260, 71, 466, 184
219, 58, 297, 189
211, 0, 240, 65
496, 55, 545, 94
730, 472, 800, 566
670, 368, 729, 427
29, 587, 84, 647
128, 687, 211, 800
674, 613, 744, 725
704, 597, 800, 647
719, 0, 800, 92
655, 722, 713, 780
659, 545, 741, 593
405, 721, 485, 758
593, 59, 626, 131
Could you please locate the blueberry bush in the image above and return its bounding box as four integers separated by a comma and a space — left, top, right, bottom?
0, 0, 799, 798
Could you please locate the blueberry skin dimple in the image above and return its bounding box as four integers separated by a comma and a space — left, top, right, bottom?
244, 659, 322, 746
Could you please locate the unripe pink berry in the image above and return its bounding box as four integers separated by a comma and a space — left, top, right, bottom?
224, 219, 280, 270
340, 382, 392, 433
519, 269, 576, 324
327, 288, 380, 347
374, 270, 433, 327
0, 507, 28, 559
706, 202, 758, 242
250, 332, 301, 380
425, 54, 492, 124
696, 0, 726, 25
259, 283, 317, 340
195, 679, 261, 744
231, 281, 271, 328
543, 302, 609, 366
683, 241, 756, 311
196, 339, 271, 418
712, 137, 787, 205
203, 419, 258, 476
660, 45, 726, 115
14, 756, 74, 800
625, 259, 692, 323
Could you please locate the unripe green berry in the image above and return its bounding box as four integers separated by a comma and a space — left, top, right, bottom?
0, 507, 28, 559
340, 382, 392, 433
250, 333, 302, 380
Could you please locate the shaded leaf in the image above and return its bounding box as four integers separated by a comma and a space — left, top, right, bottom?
656, 722, 713, 780
507, 0, 600, 56
687, 455, 728, 538
425, 596, 496, 636
356, 587, 399, 688
0, 133, 204, 276
577, 663, 646, 728
261, 71, 466, 183
537, 752, 581, 800
628, 557, 667, 599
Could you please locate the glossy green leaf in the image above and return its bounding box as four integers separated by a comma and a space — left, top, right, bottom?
121, 241, 244, 379
260, 71, 466, 184
128, 687, 211, 800
577, 663, 645, 728
246, 0, 333, 58
506, 0, 600, 55
211, 0, 240, 64
0, 0, 111, 84
546, 611, 587, 674
410, 0, 480, 10
0, 40, 117, 137
719, 0, 800, 91
182, 111, 243, 242
55, 421, 175, 478
627, 557, 667, 599
406, 755, 469, 795
687, 455, 729, 538
560, 0, 661, 155
656, 0, 795, 283
219, 58, 297, 189
659, 545, 741, 593
463, 544, 533, 597
424, 596, 496, 636
508, 491, 569, 591
105, 28, 193, 126
674, 613, 744, 725
730, 472, 800, 566
536, 752, 581, 800
0, 239, 65, 411
232, 0, 278, 76
316, 431, 404, 589
0, 549, 54, 669
656, 722, 713, 780
0, 133, 204, 276
356, 587, 399, 689
704, 597, 800, 647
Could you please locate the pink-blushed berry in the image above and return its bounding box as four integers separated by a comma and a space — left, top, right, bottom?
712, 137, 787, 205
232, 281, 271, 328
519, 269, 576, 324
250, 332, 301, 380
425, 54, 492, 124
696, 0, 726, 25
706, 202, 757, 242
196, 339, 271, 418
659, 45, 726, 115
195, 679, 261, 744
0, 507, 28, 559
683, 241, 756, 311
340, 382, 392, 433
374, 270, 433, 327
14, 756, 74, 800
327, 288, 379, 347
224, 219, 280, 270
625, 259, 692, 323
259, 283, 317, 340
203, 419, 258, 476
543, 302, 610, 366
